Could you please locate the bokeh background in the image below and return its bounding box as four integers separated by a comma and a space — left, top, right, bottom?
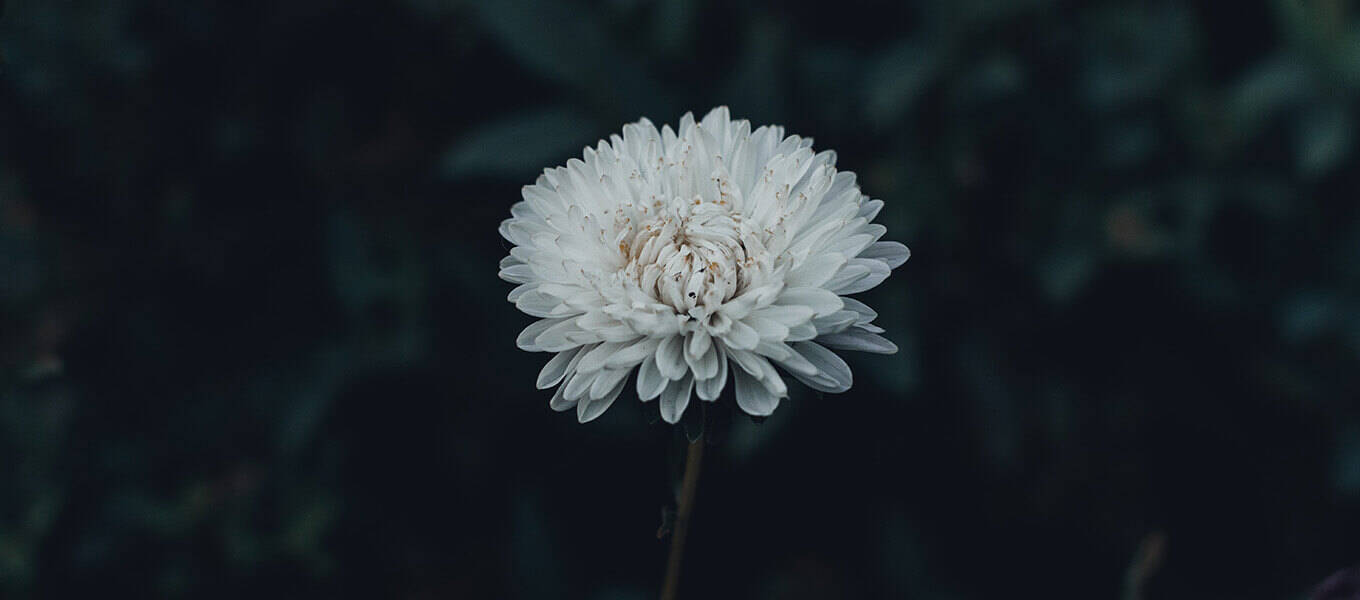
3, 0, 1360, 598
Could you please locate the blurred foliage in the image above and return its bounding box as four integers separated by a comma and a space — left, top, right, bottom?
2, 0, 1360, 598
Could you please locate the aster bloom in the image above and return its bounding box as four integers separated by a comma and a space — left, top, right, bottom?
499, 107, 909, 424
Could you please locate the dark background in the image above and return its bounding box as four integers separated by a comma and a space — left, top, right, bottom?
2, 0, 1359, 598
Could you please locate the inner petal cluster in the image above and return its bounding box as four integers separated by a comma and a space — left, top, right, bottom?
622, 198, 751, 316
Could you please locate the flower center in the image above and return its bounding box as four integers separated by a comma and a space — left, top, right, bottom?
622, 199, 750, 314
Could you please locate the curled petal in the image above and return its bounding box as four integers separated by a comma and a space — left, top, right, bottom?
734, 370, 779, 416
659, 375, 695, 424
860, 241, 911, 268
817, 330, 898, 354
536, 347, 581, 389
637, 356, 667, 401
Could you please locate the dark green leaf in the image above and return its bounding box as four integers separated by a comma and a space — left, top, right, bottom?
440, 106, 597, 179
865, 37, 939, 126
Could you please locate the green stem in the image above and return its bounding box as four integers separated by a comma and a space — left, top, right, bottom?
660, 437, 704, 600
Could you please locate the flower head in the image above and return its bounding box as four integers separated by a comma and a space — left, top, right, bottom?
500, 107, 909, 423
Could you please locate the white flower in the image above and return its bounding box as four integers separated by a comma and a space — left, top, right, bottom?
500, 107, 910, 424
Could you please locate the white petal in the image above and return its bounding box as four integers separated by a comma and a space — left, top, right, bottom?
656, 335, 687, 379
515, 290, 566, 317
658, 375, 694, 424
498, 264, 535, 284
818, 330, 898, 354
578, 375, 625, 423
753, 305, 816, 327
858, 198, 884, 221
787, 369, 841, 393
787, 321, 817, 341
685, 343, 720, 380
755, 359, 788, 396
719, 285, 779, 320
726, 348, 767, 377
696, 349, 728, 401
790, 342, 852, 393
507, 283, 536, 302
734, 370, 779, 416
536, 348, 581, 389
637, 355, 667, 400
498, 218, 522, 245
605, 337, 660, 369
705, 311, 734, 336
840, 297, 878, 324
753, 340, 793, 361
812, 310, 858, 334
535, 318, 587, 352
776, 287, 843, 317
768, 343, 818, 376
743, 315, 790, 341
597, 322, 640, 342
577, 341, 627, 373
785, 253, 846, 288
517, 317, 567, 351
685, 330, 713, 361
722, 320, 760, 350
830, 233, 877, 260
590, 367, 631, 399
563, 369, 597, 401
833, 259, 890, 294
824, 263, 871, 293
549, 379, 575, 412
860, 241, 911, 269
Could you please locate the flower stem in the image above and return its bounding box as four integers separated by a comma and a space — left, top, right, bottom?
660, 436, 704, 600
